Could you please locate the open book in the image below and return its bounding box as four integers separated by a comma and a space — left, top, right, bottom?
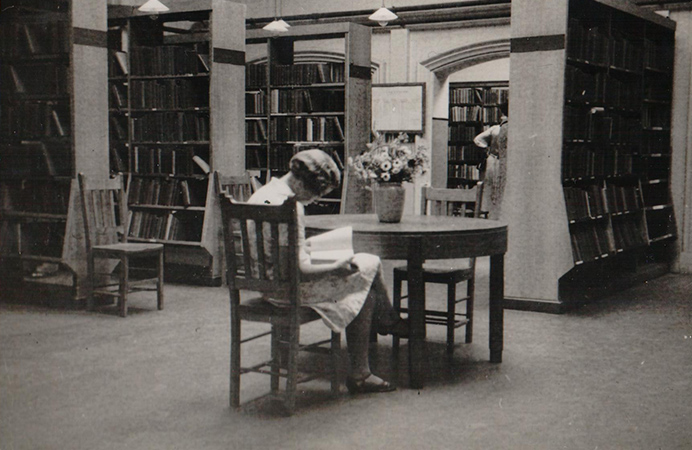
307, 226, 354, 264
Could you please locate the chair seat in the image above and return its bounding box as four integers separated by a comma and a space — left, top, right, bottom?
92, 242, 164, 256
393, 264, 473, 284
238, 296, 323, 326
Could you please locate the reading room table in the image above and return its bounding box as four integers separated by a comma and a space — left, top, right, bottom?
305, 214, 508, 389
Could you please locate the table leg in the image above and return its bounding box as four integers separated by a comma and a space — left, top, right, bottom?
489, 253, 504, 363
407, 236, 426, 389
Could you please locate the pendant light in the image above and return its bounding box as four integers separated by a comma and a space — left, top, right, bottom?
369, 0, 398, 27
138, 0, 169, 13
263, 0, 290, 33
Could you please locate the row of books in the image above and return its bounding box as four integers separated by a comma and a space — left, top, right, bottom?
449, 105, 503, 123
448, 145, 486, 162
110, 47, 210, 78
1, 102, 69, 139
612, 216, 648, 249
448, 124, 480, 143
564, 185, 607, 221
569, 222, 611, 263
448, 163, 481, 180
0, 180, 70, 215
128, 210, 203, 242
0, 141, 72, 178
17, 221, 66, 257
641, 134, 670, 155
562, 146, 637, 180
4, 64, 68, 96
449, 87, 508, 105
568, 19, 643, 71
642, 105, 671, 129
269, 88, 345, 114
129, 112, 210, 142
245, 91, 267, 115
269, 116, 345, 142
565, 66, 642, 110
643, 80, 672, 103
128, 177, 206, 207
124, 79, 210, 110
641, 182, 670, 207
246, 63, 346, 88
645, 208, 674, 239
644, 39, 674, 72
1, 22, 69, 56
246, 145, 342, 172
127, 147, 206, 176
564, 107, 643, 143
605, 184, 641, 213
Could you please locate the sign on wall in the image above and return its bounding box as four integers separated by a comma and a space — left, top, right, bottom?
371, 83, 425, 134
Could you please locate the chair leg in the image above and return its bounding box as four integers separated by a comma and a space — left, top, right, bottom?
284, 322, 299, 415
229, 297, 241, 409
157, 249, 164, 310
86, 254, 96, 312
392, 271, 403, 354
270, 325, 281, 394
446, 282, 456, 354
119, 255, 129, 318
330, 331, 341, 396
465, 277, 475, 344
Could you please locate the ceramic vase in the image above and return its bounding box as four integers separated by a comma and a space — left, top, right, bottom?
374, 182, 405, 223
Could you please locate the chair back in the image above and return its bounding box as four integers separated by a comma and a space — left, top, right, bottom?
421, 182, 484, 218
78, 173, 128, 252
213, 171, 258, 202
219, 194, 301, 303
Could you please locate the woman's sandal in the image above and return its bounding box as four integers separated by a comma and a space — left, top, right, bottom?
377, 318, 410, 338
346, 374, 397, 394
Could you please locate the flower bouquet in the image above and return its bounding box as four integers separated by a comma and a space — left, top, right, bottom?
348, 132, 428, 185
348, 132, 428, 222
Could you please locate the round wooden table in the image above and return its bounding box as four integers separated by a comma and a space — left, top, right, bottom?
305, 214, 508, 389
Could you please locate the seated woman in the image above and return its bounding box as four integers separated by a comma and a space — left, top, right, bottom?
248, 149, 407, 394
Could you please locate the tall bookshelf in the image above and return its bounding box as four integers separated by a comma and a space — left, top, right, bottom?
107, 0, 246, 285
505, 0, 676, 312
447, 82, 509, 189
245, 23, 372, 215
0, 0, 109, 302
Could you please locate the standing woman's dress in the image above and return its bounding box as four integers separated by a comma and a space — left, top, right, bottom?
479, 117, 508, 220
248, 178, 382, 334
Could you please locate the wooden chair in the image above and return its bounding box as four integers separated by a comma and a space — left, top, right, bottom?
392, 183, 484, 354
219, 194, 341, 415
78, 173, 164, 317
212, 171, 260, 202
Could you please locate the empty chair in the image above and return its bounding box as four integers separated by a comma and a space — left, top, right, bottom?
213, 171, 260, 202
392, 182, 484, 353
78, 173, 164, 317
219, 194, 340, 415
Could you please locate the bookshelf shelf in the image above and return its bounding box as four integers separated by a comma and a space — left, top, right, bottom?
245, 23, 372, 215
506, 0, 677, 311
447, 82, 508, 188
107, 0, 246, 285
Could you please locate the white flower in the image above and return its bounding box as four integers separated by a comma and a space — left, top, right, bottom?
380, 172, 391, 182
380, 161, 392, 172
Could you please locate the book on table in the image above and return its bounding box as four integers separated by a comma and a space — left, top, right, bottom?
307, 226, 354, 264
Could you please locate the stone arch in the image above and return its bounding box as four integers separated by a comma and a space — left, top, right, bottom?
421, 38, 510, 79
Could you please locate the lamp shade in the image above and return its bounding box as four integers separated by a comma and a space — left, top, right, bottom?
138, 0, 169, 13
262, 19, 290, 33
369, 7, 397, 27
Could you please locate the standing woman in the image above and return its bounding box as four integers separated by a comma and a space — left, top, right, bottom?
248, 149, 408, 394
474, 101, 508, 220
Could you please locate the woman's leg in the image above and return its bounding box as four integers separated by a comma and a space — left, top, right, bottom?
345, 288, 376, 380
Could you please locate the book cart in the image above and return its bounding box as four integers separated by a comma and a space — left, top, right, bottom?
107, 0, 245, 285
506, 0, 677, 311
447, 82, 509, 189
245, 23, 372, 215
0, 0, 109, 303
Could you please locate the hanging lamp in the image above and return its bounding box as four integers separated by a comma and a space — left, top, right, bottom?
263, 0, 290, 33
138, 0, 169, 13
369, 0, 397, 27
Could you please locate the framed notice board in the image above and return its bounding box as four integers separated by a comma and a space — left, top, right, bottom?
372, 83, 425, 134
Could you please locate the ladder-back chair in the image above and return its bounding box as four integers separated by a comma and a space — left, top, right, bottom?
219, 194, 341, 415
392, 182, 484, 353
78, 173, 164, 317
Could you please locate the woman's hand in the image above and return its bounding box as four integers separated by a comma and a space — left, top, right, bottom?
300, 255, 357, 279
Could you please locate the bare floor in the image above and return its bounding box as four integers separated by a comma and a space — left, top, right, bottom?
1, 259, 691, 450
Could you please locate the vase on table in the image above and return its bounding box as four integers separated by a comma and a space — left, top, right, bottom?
374, 182, 405, 223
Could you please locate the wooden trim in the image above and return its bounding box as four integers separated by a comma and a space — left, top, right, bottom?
73, 27, 107, 48
213, 48, 245, 66
510, 35, 565, 53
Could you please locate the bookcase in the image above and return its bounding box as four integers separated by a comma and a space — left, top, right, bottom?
447, 82, 509, 188
0, 0, 109, 302
108, 0, 246, 285
505, 0, 676, 312
245, 23, 372, 215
